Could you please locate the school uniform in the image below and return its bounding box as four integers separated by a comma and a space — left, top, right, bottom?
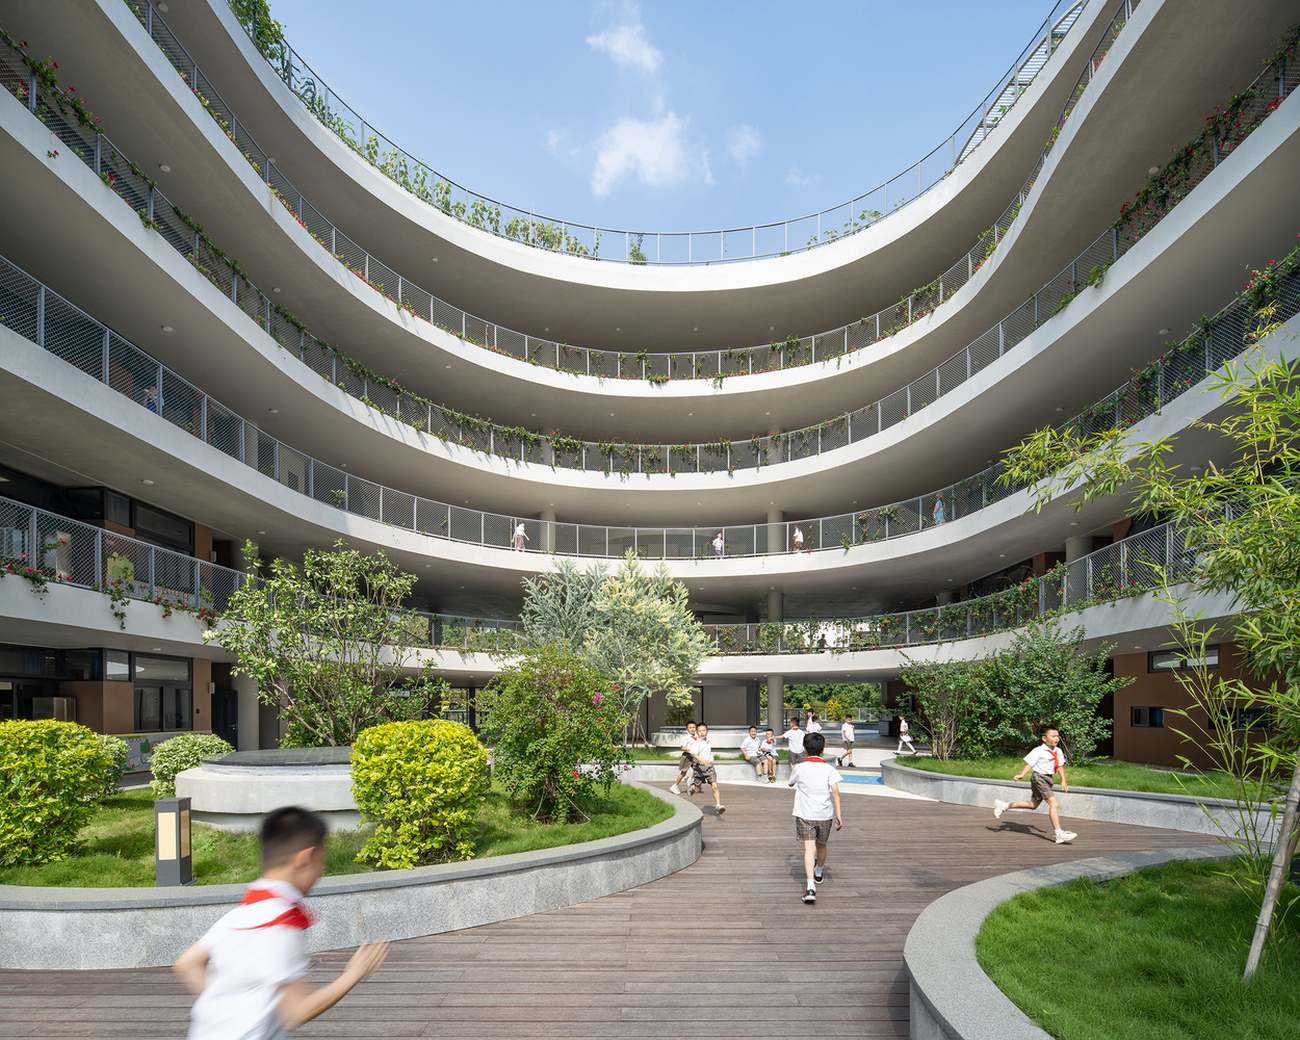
788, 756, 843, 843
187, 878, 311, 1040
689, 738, 717, 785
1023, 744, 1067, 805
783, 727, 806, 765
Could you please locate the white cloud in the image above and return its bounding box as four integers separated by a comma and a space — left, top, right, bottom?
545, 129, 563, 155
728, 124, 762, 165
785, 168, 817, 187
591, 110, 710, 196
586, 21, 662, 74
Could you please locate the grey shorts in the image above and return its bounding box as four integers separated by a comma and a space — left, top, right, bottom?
795, 816, 831, 843
1029, 772, 1055, 806
693, 762, 717, 785
789, 751, 806, 767
841, 740, 855, 749
678, 752, 693, 771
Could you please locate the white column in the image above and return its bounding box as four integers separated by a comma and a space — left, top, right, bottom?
766, 675, 784, 731
766, 506, 784, 554
936, 589, 955, 606
767, 587, 783, 622
539, 507, 556, 553
1065, 535, 1090, 561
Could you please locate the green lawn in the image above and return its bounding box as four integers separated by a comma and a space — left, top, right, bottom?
895, 755, 1268, 802
0, 782, 672, 888
977, 858, 1300, 1040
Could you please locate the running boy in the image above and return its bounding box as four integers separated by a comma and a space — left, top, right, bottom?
782, 716, 806, 767
837, 715, 855, 769
669, 720, 698, 795
787, 731, 842, 904
687, 722, 726, 815
994, 725, 1078, 845
175, 806, 389, 1039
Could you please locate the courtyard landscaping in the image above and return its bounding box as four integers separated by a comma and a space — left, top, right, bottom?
977, 857, 1300, 1040
0, 781, 671, 889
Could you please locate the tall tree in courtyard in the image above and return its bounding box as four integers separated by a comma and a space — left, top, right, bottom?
520, 552, 710, 742
214, 540, 448, 747
997, 252, 1300, 978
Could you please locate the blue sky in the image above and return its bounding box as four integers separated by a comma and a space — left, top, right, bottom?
269, 0, 1057, 231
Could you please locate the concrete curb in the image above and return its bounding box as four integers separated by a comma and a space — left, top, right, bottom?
0, 782, 702, 970
881, 761, 1278, 840
905, 845, 1230, 1040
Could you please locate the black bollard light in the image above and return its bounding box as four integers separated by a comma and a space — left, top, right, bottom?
155, 796, 194, 886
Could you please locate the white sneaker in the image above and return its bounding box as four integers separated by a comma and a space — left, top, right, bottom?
669, 783, 680, 794
993, 799, 1009, 820
1055, 829, 1077, 845
801, 886, 816, 904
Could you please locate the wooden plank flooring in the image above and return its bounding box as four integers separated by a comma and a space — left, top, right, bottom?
0, 784, 1211, 1038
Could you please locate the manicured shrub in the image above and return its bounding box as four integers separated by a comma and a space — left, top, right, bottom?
149, 732, 234, 797
480, 644, 627, 822
351, 720, 487, 867
92, 733, 130, 799
0, 720, 107, 866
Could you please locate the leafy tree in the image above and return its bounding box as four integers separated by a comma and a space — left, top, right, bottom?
997, 257, 1300, 978
521, 552, 709, 742
991, 622, 1126, 762
520, 558, 604, 651
899, 659, 991, 760
215, 540, 448, 747
480, 644, 626, 821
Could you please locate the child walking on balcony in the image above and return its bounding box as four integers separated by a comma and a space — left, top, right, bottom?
994, 726, 1078, 845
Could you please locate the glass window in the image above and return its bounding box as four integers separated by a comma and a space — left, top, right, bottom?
104, 490, 130, 526
134, 503, 192, 553
164, 688, 192, 731
135, 686, 162, 731
64, 650, 99, 681
1149, 646, 1219, 672
1130, 706, 1165, 728
104, 649, 130, 681
133, 655, 190, 682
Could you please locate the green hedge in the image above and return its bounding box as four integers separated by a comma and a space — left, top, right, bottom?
149, 732, 234, 797
351, 720, 487, 868
0, 720, 109, 867
92, 733, 129, 799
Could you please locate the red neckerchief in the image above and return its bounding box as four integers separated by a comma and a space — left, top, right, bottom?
1043, 746, 1061, 772
804, 756, 825, 763
236, 885, 313, 930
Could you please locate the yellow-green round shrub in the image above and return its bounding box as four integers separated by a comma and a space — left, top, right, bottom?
351, 720, 487, 868
92, 733, 130, 799
0, 720, 107, 866
149, 732, 234, 797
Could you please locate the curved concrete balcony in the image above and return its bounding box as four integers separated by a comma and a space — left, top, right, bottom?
7, 0, 1296, 447
2, 251, 1296, 612
0, 499, 1235, 685
2, 30, 1297, 526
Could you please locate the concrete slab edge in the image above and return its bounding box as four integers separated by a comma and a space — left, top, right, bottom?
0, 781, 702, 969
904, 845, 1230, 1040
881, 761, 1277, 840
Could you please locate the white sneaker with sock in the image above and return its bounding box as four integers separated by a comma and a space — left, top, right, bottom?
1054, 829, 1077, 844
993, 799, 1009, 819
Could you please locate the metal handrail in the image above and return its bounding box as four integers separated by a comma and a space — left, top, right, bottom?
3, 241, 1290, 560
18, 0, 1258, 484
10, 5, 1294, 486
125, 0, 1114, 386
0, 493, 1202, 656
213, 0, 1090, 265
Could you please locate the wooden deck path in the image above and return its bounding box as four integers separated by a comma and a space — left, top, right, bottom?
0, 783, 1210, 1039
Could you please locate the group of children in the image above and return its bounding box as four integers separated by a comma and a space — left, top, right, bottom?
176, 725, 1078, 1035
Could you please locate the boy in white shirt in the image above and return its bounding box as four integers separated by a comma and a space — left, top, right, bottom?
994, 725, 1078, 845
782, 717, 806, 767
669, 721, 698, 795
175, 806, 388, 1039
756, 728, 779, 783
805, 711, 822, 733
739, 725, 763, 779
837, 715, 856, 769
787, 732, 842, 904
687, 722, 726, 815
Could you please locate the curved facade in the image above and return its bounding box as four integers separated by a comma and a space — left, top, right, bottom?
0, 0, 1297, 761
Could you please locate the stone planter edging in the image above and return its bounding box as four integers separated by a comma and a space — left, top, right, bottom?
905, 845, 1230, 1040
882, 760, 1276, 840
0, 782, 701, 970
